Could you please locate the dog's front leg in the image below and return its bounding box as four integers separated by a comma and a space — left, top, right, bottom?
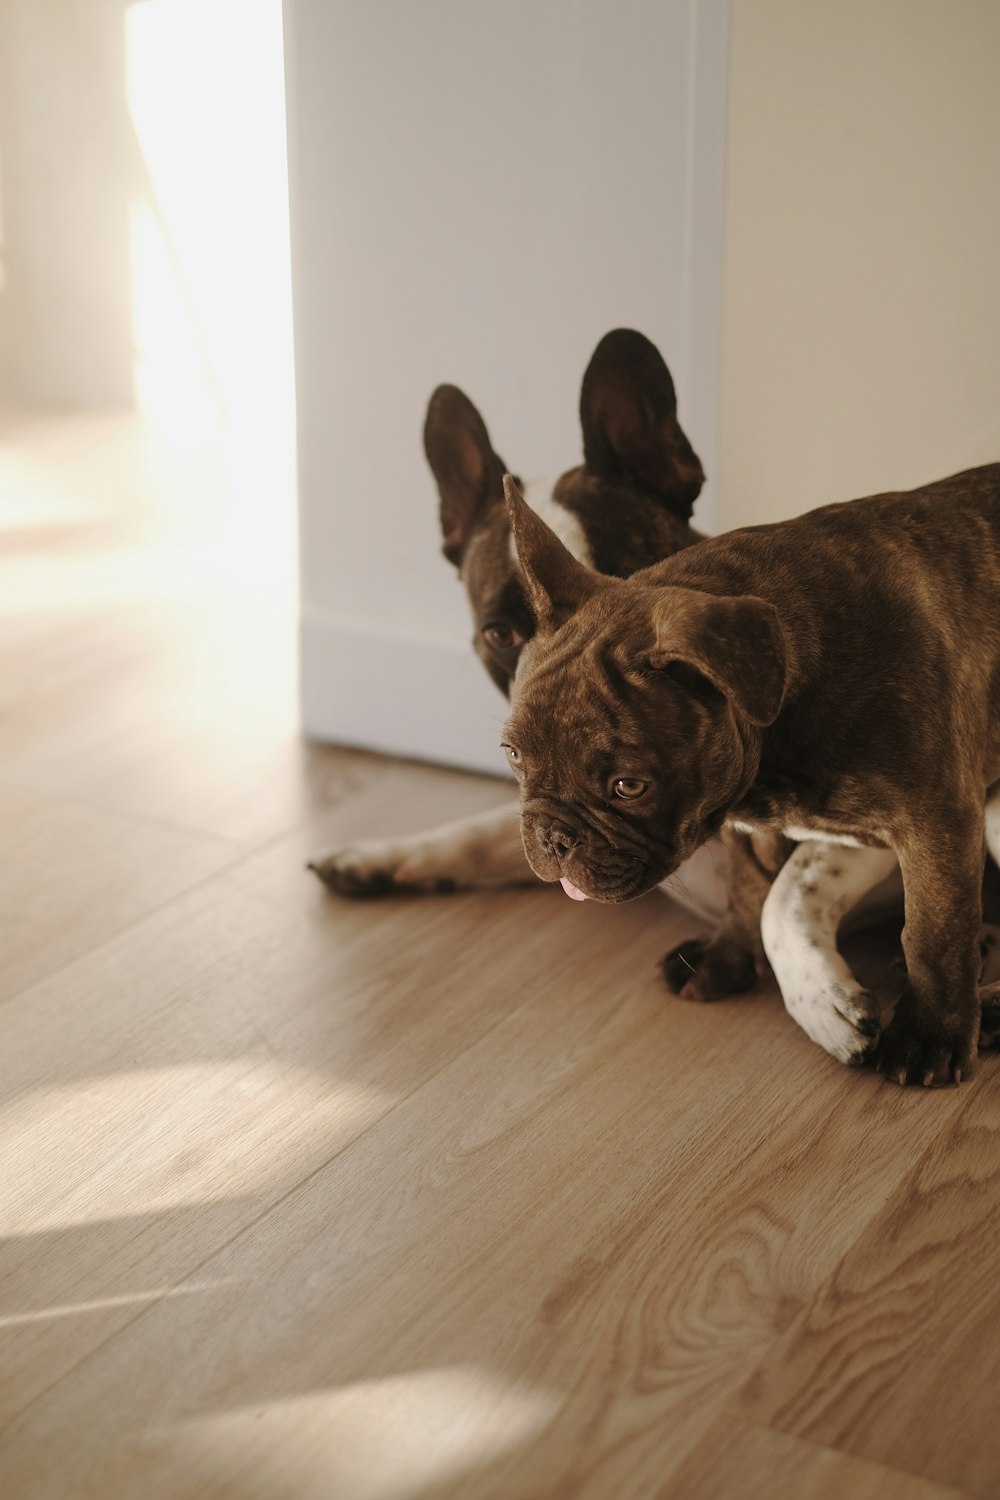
878, 812, 984, 1085
762, 843, 897, 1066
309, 801, 533, 896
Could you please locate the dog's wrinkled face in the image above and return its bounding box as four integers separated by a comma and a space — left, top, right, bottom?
423, 328, 706, 697
457, 500, 537, 695
502, 593, 744, 899
500, 483, 788, 902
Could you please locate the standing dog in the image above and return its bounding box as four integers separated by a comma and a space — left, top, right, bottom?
502, 466, 1000, 1085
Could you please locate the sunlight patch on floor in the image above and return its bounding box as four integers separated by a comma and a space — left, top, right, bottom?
0, 410, 297, 618
0, 1061, 390, 1235
177, 1367, 558, 1499
0, 1280, 236, 1330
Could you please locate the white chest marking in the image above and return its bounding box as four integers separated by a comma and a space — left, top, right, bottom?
782, 827, 867, 848
729, 819, 867, 850
511, 478, 592, 567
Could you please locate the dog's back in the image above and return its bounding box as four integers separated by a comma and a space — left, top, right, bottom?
652, 464, 1000, 781
653, 463, 1000, 605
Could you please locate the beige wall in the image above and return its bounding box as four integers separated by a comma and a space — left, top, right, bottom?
717, 0, 1000, 529
0, 0, 292, 419
0, 0, 134, 408
289, 0, 729, 773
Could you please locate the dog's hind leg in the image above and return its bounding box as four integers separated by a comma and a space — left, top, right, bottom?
761, 842, 897, 1066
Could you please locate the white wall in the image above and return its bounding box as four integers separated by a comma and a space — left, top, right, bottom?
718, 0, 1000, 529
286, 0, 730, 774
0, 0, 294, 432
0, 0, 133, 408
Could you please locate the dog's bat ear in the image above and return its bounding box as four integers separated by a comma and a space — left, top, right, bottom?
579, 329, 704, 521
503, 474, 609, 632
649, 589, 787, 727
424, 385, 508, 566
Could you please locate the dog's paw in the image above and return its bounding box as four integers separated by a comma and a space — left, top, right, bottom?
661, 935, 758, 1002
784, 982, 881, 1067
307, 841, 457, 899
876, 991, 978, 1086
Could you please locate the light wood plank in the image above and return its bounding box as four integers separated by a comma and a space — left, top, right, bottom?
665, 1418, 967, 1500
0, 410, 306, 845
0, 837, 689, 1428
734, 1082, 1000, 1498
0, 781, 244, 1001
5, 409, 1000, 1500
0, 598, 304, 843
0, 591, 516, 847
0, 886, 986, 1497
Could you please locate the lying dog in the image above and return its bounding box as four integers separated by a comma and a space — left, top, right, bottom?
502, 466, 1000, 1085
310, 329, 943, 1067
310, 329, 729, 923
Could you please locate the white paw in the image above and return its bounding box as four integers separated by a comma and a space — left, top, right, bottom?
783, 980, 882, 1066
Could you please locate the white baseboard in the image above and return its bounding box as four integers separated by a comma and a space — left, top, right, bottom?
301, 611, 515, 779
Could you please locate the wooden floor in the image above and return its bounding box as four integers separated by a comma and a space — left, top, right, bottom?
2, 411, 999, 1500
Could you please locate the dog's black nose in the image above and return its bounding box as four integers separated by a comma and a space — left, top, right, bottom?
542, 821, 578, 858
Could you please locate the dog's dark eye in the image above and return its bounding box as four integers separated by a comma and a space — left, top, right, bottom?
502, 743, 523, 769
613, 777, 647, 800
483, 623, 524, 651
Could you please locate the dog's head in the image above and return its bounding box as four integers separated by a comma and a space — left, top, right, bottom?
501, 483, 788, 901
423, 328, 705, 696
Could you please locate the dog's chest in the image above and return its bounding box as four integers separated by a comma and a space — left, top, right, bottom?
730, 819, 869, 849
729, 786, 890, 849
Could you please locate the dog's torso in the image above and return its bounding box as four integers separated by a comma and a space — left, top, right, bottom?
659, 466, 1000, 842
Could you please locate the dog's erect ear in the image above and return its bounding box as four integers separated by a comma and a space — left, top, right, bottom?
650, 589, 787, 727
579, 329, 705, 521
504, 474, 609, 632
424, 385, 508, 566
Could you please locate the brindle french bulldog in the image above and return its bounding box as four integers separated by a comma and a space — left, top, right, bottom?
502, 467, 1000, 1086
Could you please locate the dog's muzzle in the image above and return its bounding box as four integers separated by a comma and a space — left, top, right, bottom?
522, 810, 658, 902
539, 819, 578, 859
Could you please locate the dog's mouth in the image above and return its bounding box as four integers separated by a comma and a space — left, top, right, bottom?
551, 859, 665, 905
522, 812, 678, 903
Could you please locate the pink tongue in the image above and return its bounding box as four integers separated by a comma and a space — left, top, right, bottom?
559, 877, 588, 901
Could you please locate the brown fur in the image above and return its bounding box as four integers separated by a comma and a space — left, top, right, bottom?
311, 329, 732, 926
504, 466, 1000, 1085
422, 329, 704, 696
